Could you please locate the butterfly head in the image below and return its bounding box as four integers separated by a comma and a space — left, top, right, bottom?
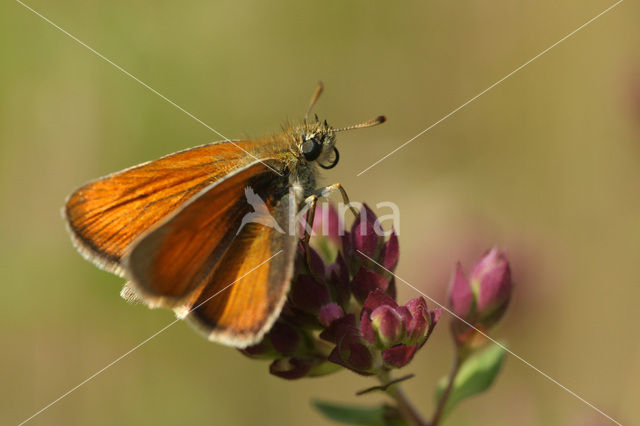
291, 83, 386, 170
297, 117, 339, 169
295, 114, 386, 169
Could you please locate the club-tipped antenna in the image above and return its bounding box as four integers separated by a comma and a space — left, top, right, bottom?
305, 81, 324, 121
331, 115, 386, 133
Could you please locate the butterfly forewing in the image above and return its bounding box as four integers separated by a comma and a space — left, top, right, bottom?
64, 140, 272, 275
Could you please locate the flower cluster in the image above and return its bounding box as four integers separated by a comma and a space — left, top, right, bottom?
325, 289, 440, 373
241, 204, 441, 379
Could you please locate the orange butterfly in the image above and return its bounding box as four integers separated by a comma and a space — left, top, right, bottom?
63, 83, 385, 347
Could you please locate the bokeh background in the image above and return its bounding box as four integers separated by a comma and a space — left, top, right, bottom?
1, 0, 638, 424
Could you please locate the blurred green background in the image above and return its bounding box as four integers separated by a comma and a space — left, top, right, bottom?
1, 0, 638, 424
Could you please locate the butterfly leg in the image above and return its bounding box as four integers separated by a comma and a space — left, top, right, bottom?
317, 183, 359, 218
301, 194, 319, 268
302, 194, 319, 246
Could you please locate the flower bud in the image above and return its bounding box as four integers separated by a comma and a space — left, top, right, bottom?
404, 297, 431, 345
318, 303, 345, 327
359, 290, 440, 368
326, 253, 350, 308
382, 345, 418, 368
351, 204, 382, 258
320, 314, 357, 345
450, 263, 473, 318
449, 248, 512, 345
470, 248, 511, 325
269, 357, 314, 380
310, 203, 343, 262
240, 340, 276, 359
327, 335, 375, 376
268, 322, 301, 355
320, 314, 375, 375
240, 319, 303, 360
360, 291, 399, 347
290, 274, 330, 314
370, 305, 405, 347
297, 242, 326, 279
350, 267, 389, 303
380, 229, 399, 271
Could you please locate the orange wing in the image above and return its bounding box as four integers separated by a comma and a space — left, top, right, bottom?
185, 197, 299, 347
64, 140, 276, 276
124, 159, 291, 311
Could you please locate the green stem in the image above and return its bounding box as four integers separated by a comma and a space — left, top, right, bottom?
430, 353, 462, 426
377, 370, 429, 426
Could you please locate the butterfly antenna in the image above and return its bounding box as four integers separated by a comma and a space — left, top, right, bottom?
305, 81, 324, 121
331, 115, 386, 133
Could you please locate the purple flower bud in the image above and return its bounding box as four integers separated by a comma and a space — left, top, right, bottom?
360, 290, 440, 359
290, 274, 330, 314
380, 229, 399, 271
363, 288, 398, 312
320, 314, 375, 375
359, 311, 376, 345
297, 242, 326, 278
240, 340, 275, 359
449, 249, 512, 345
350, 267, 389, 303
311, 203, 343, 247
382, 345, 418, 368
449, 263, 473, 318
320, 314, 356, 344
269, 357, 314, 380
404, 298, 430, 344
328, 334, 374, 375
318, 303, 345, 327
470, 248, 511, 320
268, 322, 301, 355
395, 305, 413, 326
351, 204, 381, 258
360, 290, 397, 347
327, 253, 350, 308
370, 305, 405, 347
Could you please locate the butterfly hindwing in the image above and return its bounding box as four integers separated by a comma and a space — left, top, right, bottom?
123, 159, 293, 313
182, 188, 299, 347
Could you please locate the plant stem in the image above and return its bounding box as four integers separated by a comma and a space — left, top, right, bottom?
430, 353, 462, 426
377, 370, 429, 426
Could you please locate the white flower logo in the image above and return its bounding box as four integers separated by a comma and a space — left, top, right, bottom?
237, 187, 284, 234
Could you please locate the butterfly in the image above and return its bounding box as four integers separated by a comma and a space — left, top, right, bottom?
63, 83, 385, 348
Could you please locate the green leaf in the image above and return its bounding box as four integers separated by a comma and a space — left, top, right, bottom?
434, 344, 507, 420
312, 400, 406, 426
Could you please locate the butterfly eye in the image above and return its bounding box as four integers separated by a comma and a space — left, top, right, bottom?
301, 137, 323, 161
